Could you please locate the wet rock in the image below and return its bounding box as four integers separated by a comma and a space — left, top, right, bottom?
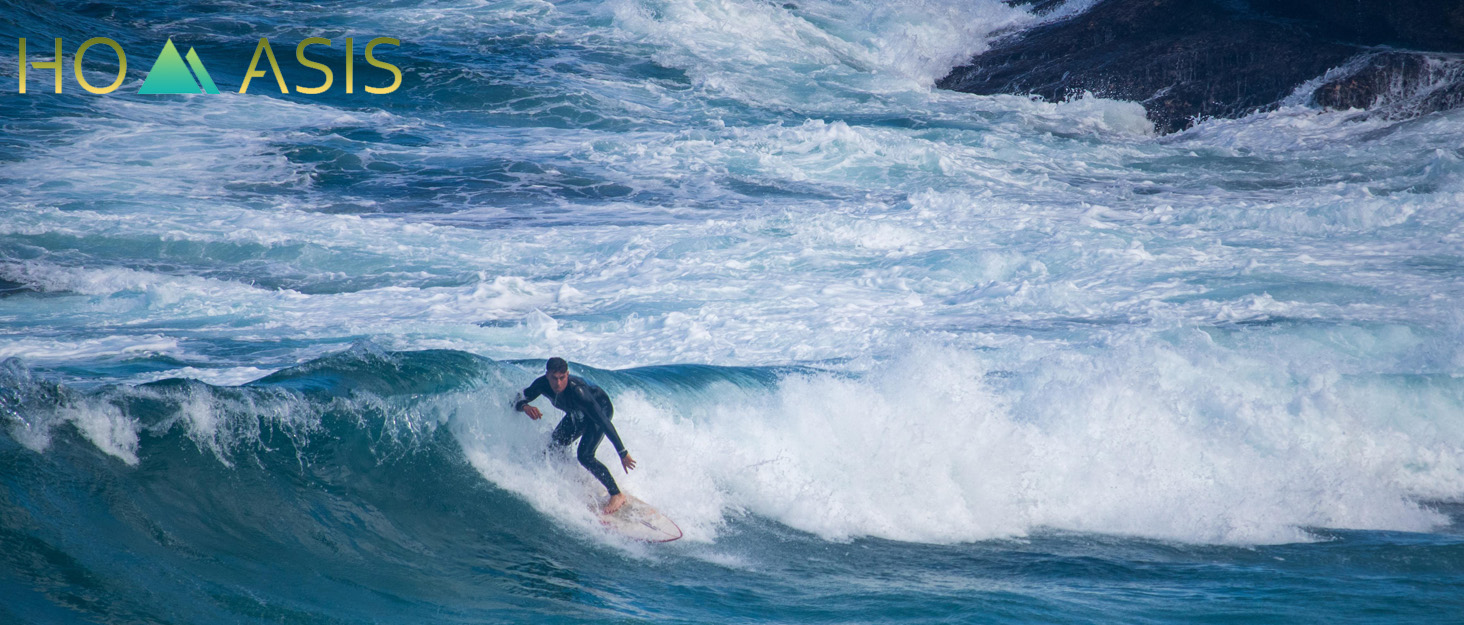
941, 0, 1464, 133
1258, 0, 1464, 53
1313, 52, 1464, 119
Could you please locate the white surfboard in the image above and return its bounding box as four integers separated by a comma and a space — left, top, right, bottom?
599, 495, 682, 542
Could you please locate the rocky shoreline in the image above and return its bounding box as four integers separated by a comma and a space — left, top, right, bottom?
939, 0, 1464, 133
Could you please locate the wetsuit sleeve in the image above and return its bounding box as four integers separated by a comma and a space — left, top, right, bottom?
513, 376, 548, 411
578, 384, 627, 456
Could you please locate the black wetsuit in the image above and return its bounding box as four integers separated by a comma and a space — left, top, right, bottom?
513, 375, 628, 496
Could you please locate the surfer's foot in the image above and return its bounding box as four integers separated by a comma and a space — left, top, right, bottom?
603, 493, 627, 515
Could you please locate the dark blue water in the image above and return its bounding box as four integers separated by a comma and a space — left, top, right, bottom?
3, 0, 1464, 622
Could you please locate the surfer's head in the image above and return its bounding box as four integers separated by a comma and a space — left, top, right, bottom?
546, 357, 569, 392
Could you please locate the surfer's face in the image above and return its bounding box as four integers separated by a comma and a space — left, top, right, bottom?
547, 370, 569, 393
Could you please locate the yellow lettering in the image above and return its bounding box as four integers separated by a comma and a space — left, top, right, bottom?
29, 38, 62, 93
74, 37, 126, 94
345, 37, 353, 94
17, 38, 24, 93
294, 37, 333, 94
239, 37, 288, 94
364, 37, 400, 95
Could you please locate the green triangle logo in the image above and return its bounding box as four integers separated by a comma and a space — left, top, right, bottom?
139, 39, 219, 94
184, 48, 220, 94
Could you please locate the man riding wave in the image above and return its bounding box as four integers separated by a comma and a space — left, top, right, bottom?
513, 357, 637, 514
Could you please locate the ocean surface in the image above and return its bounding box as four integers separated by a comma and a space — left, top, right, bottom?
2, 0, 1463, 622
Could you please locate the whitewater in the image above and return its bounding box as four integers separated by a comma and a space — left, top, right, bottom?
2, 0, 1462, 622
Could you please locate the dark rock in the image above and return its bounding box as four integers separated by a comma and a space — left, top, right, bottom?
1313, 52, 1464, 118
1256, 0, 1464, 53
941, 0, 1464, 133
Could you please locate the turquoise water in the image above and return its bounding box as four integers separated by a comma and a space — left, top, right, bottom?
2, 1, 1463, 622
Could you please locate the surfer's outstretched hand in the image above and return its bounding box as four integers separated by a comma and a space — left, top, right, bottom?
522, 405, 543, 420
620, 453, 637, 473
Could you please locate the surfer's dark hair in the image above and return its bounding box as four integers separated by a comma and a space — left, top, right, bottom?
545, 357, 568, 373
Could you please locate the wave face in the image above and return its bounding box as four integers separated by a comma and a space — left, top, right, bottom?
4, 349, 1463, 623
3, 0, 1464, 623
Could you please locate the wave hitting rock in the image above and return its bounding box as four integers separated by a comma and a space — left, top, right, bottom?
939, 0, 1464, 133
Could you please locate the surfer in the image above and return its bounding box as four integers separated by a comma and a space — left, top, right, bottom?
513, 357, 637, 514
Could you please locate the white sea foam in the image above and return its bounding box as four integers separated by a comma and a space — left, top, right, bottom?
608, 0, 1032, 104
61, 401, 141, 465
0, 334, 185, 363
2, 369, 141, 465
456, 339, 1463, 546
129, 366, 273, 386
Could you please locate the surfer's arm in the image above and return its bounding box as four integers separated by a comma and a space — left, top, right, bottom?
599, 414, 635, 472
513, 377, 548, 419
602, 419, 628, 457
579, 386, 631, 461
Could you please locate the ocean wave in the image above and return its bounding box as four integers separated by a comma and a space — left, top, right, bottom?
4, 342, 1460, 551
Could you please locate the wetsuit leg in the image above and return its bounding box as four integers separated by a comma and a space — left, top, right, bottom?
575, 420, 620, 497
549, 414, 579, 448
